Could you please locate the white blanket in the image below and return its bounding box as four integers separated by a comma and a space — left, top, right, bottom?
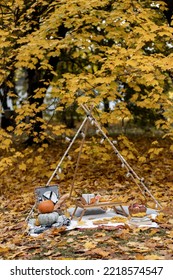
66, 206, 159, 230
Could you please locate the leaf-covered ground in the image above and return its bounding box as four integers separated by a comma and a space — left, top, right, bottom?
0, 136, 173, 260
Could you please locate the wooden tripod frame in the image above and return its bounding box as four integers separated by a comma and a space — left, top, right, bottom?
46, 104, 162, 220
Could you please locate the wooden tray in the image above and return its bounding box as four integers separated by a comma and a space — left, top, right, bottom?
71, 201, 128, 220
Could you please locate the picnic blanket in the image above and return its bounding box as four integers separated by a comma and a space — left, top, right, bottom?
28, 206, 158, 236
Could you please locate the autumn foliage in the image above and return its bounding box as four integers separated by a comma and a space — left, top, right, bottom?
0, 0, 173, 260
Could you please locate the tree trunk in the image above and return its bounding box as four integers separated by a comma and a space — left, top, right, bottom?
0, 83, 15, 129
24, 68, 45, 145
164, 0, 173, 26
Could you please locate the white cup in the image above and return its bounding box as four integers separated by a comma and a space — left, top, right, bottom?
82, 193, 95, 204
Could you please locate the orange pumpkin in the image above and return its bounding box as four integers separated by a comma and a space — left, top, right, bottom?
38, 200, 54, 214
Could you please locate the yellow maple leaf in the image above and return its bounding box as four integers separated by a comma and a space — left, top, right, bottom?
138, 156, 146, 163
19, 162, 27, 171
84, 242, 96, 250
77, 220, 86, 226
3, 138, 12, 146
6, 126, 14, 132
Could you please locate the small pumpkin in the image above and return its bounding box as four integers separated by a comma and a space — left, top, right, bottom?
38, 200, 54, 214
38, 212, 59, 225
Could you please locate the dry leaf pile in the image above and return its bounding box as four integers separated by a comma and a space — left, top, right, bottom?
0, 136, 173, 260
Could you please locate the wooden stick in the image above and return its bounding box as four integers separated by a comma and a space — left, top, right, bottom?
69, 105, 94, 197
81, 104, 162, 209
46, 116, 88, 186
69, 118, 89, 197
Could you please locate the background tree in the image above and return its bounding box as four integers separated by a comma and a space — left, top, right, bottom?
0, 0, 173, 174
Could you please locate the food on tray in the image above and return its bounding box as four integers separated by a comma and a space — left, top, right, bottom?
128, 203, 147, 217
80, 194, 101, 204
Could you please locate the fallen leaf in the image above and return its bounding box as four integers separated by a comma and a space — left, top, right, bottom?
66, 238, 74, 243
135, 254, 145, 260
98, 225, 125, 230
168, 218, 173, 224
10, 221, 27, 230
84, 242, 96, 250
91, 248, 110, 258
152, 236, 161, 241
43, 250, 54, 256
144, 254, 165, 260
77, 220, 87, 226
49, 226, 66, 236
0, 246, 10, 254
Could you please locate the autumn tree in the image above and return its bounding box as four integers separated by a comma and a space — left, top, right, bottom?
0, 0, 173, 181
1, 3, 173, 258
15, 0, 173, 134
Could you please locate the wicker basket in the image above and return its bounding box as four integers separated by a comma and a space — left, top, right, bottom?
128, 203, 147, 217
